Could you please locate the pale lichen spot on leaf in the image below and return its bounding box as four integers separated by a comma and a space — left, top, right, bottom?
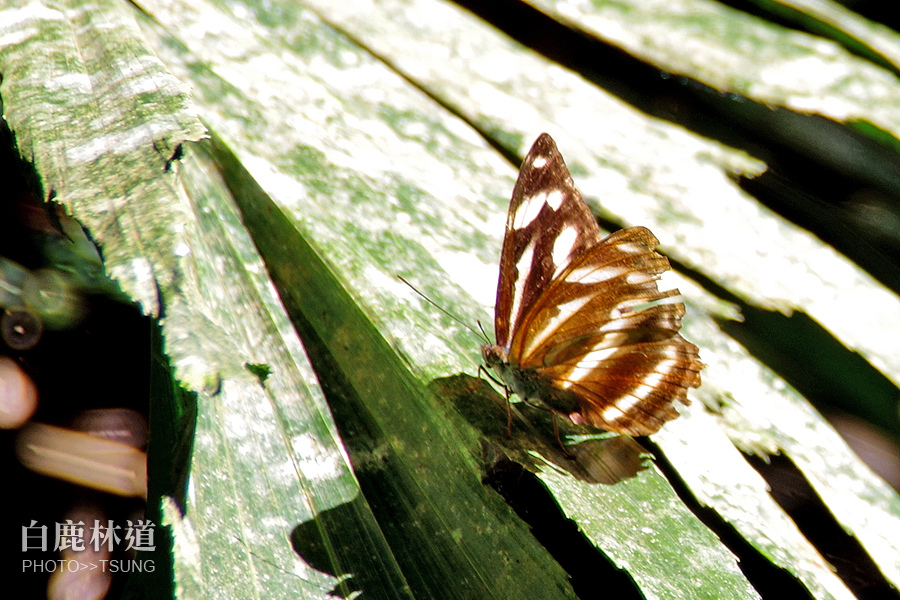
291, 432, 345, 481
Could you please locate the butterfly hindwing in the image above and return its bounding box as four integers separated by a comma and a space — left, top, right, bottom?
511, 226, 675, 367
487, 133, 702, 437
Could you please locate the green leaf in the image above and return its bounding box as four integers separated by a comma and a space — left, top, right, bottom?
199, 131, 579, 598
526, 0, 900, 135
739, 0, 900, 74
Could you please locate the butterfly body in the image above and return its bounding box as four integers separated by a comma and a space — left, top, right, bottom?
485, 134, 702, 437
482, 344, 581, 416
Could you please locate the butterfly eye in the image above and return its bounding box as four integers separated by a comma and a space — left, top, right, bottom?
481, 345, 504, 367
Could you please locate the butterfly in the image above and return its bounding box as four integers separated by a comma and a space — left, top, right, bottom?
481, 134, 702, 443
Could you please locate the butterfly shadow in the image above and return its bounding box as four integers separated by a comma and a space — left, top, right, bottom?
429, 374, 649, 485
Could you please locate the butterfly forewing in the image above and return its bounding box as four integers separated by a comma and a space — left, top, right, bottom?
493, 134, 602, 348
487, 133, 702, 437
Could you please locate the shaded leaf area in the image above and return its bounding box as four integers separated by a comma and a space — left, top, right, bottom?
745, 452, 899, 600
645, 441, 818, 600
146, 319, 197, 600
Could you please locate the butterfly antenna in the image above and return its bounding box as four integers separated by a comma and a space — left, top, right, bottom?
397, 276, 489, 342
476, 320, 491, 344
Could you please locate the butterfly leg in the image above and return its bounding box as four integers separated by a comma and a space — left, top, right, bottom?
552, 413, 575, 460
504, 389, 514, 439
477, 364, 504, 387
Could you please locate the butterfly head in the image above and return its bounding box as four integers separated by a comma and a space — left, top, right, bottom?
482, 343, 523, 397
481, 343, 507, 373
482, 342, 523, 399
